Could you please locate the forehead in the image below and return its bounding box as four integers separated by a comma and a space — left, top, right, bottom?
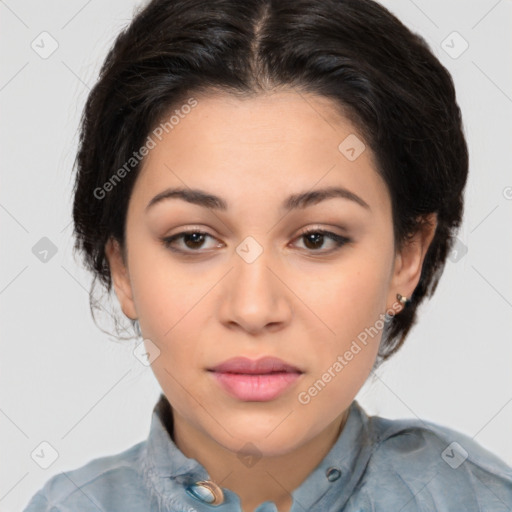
132, 90, 390, 215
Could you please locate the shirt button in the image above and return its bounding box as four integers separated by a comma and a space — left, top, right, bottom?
325, 467, 342, 482
186, 480, 225, 505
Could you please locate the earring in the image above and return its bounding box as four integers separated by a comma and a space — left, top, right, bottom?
134, 319, 142, 337
396, 293, 411, 307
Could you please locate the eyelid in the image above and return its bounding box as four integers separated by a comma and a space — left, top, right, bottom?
295, 224, 347, 237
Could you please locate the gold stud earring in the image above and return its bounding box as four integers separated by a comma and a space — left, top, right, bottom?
396, 293, 411, 307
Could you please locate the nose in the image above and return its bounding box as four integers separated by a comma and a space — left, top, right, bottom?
217, 238, 293, 335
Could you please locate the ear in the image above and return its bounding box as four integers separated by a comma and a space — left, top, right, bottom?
104, 237, 138, 320
387, 213, 437, 312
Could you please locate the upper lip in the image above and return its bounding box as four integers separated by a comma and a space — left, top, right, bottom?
208, 356, 303, 374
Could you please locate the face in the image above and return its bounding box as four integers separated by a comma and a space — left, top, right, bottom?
106, 90, 435, 457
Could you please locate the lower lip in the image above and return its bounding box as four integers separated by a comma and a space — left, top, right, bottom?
209, 371, 302, 401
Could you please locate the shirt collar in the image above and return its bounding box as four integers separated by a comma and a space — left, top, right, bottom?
144, 392, 207, 478
142, 393, 374, 510
291, 397, 374, 510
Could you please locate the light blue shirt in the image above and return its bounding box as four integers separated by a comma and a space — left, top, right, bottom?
24, 393, 512, 511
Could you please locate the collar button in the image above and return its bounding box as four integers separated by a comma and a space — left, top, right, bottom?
186, 480, 225, 505
325, 466, 342, 482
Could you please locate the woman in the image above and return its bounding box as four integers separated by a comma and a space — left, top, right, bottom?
24, 0, 512, 510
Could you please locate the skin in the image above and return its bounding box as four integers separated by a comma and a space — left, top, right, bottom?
105, 89, 437, 512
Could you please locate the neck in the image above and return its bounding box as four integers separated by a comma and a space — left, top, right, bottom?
170, 408, 350, 512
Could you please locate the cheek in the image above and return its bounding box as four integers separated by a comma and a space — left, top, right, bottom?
136, 283, 203, 351
295, 268, 386, 419
301, 253, 391, 337
127, 239, 200, 339
293, 252, 391, 388
132, 264, 213, 376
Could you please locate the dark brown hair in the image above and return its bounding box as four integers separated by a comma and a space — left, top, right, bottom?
72, 0, 468, 367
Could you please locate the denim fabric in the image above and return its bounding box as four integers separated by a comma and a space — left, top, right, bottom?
24, 393, 512, 511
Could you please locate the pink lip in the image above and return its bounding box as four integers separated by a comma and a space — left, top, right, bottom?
208, 356, 303, 402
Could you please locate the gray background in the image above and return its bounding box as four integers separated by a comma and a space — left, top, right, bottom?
1, 1, 511, 510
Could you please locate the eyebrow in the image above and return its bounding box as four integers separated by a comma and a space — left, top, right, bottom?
145, 186, 370, 212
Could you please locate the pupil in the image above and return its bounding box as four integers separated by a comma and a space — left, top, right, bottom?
305, 233, 322, 249
185, 233, 204, 248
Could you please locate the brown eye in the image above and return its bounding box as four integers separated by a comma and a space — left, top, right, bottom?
294, 229, 350, 253
302, 232, 324, 250
161, 230, 222, 253
180, 232, 208, 250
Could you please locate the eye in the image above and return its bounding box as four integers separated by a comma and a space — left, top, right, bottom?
292, 228, 351, 253
161, 230, 223, 253
160, 227, 351, 255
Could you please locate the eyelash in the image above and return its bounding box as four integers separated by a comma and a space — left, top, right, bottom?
160, 228, 351, 256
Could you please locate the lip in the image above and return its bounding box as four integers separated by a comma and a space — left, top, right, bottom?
207, 356, 304, 402
209, 356, 303, 374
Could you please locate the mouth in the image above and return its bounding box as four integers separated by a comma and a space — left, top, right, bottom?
207, 356, 304, 402
208, 356, 303, 375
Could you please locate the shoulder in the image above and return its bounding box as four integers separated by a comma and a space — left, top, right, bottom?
359, 411, 512, 511
23, 441, 150, 512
